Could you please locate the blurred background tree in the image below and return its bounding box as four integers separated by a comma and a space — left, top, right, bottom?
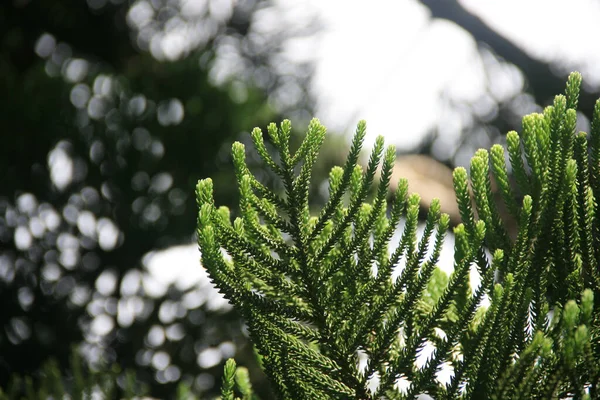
0, 0, 331, 398
2, 0, 600, 398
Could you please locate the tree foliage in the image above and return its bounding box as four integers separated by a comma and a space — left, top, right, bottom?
198, 72, 600, 399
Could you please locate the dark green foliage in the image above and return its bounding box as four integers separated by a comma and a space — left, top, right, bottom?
0, 350, 199, 400
1, 1, 319, 397
221, 359, 258, 400
198, 72, 600, 399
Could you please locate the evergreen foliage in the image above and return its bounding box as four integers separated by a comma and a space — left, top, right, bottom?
197, 72, 600, 399
0, 350, 199, 400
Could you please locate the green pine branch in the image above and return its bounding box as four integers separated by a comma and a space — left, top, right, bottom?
199, 72, 600, 399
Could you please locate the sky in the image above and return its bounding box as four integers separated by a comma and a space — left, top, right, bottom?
307, 0, 600, 150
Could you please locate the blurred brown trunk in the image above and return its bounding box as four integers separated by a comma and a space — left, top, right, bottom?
391, 154, 518, 239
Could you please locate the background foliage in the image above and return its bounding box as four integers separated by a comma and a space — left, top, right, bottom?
0, 0, 320, 397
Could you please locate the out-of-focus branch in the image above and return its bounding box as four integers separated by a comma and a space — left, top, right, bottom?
419, 0, 598, 118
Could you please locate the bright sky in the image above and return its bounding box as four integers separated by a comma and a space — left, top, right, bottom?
307, 0, 600, 149
308, 0, 481, 149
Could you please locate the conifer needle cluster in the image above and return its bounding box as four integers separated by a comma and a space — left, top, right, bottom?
197, 72, 600, 399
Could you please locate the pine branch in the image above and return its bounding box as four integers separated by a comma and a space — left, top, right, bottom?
195, 72, 600, 400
